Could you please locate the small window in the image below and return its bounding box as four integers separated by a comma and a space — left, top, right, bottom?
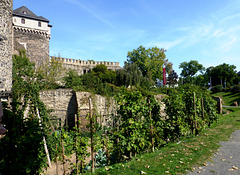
23, 11, 27, 14
38, 22, 41, 27
21, 18, 25, 24
14, 18, 17, 22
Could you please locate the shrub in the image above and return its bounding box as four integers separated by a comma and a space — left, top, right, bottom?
211, 85, 223, 93
231, 85, 240, 93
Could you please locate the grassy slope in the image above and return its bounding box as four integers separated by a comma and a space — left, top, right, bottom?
212, 92, 240, 106
88, 109, 240, 175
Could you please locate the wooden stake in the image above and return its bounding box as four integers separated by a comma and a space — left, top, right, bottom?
148, 99, 154, 152
201, 97, 205, 126
36, 108, 52, 168
89, 98, 95, 173
56, 143, 59, 175
193, 92, 197, 135
105, 130, 109, 164
61, 131, 66, 175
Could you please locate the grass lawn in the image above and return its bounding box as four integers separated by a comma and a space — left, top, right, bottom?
87, 108, 240, 175
212, 92, 240, 106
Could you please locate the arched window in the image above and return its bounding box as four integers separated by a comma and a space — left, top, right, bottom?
38, 22, 41, 27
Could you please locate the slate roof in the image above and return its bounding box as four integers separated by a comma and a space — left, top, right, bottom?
13, 6, 50, 23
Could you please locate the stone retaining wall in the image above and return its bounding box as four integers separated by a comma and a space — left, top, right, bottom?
40, 89, 165, 130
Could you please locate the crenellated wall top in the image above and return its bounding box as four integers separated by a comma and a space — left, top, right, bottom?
50, 56, 120, 66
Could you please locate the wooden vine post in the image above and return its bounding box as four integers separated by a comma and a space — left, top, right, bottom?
201, 97, 205, 127
148, 99, 154, 152
193, 92, 198, 135
55, 143, 59, 175
105, 130, 109, 164
36, 108, 52, 168
89, 98, 95, 173
75, 114, 79, 175
61, 130, 66, 175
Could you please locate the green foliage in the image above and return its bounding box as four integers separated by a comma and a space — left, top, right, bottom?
206, 63, 237, 86
179, 60, 204, 78
164, 85, 218, 141
231, 84, 240, 93
127, 45, 172, 82
0, 51, 50, 174
64, 65, 118, 96
112, 88, 164, 160
211, 85, 224, 93
167, 70, 178, 87
115, 62, 153, 88
64, 69, 83, 88
90, 108, 240, 175
36, 58, 65, 89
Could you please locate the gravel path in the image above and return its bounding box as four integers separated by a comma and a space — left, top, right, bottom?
187, 130, 240, 175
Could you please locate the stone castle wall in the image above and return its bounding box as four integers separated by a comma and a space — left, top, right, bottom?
0, 0, 13, 95
14, 27, 50, 66
51, 56, 121, 75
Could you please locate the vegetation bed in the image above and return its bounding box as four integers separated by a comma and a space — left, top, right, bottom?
88, 108, 240, 175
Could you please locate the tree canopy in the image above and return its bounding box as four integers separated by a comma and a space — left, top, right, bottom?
206, 63, 237, 86
127, 45, 172, 82
179, 60, 204, 78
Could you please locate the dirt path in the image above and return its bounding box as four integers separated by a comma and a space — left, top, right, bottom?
187, 130, 240, 175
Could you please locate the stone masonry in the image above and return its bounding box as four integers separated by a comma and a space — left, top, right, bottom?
0, 0, 13, 95
39, 89, 116, 130
13, 6, 51, 67
39, 89, 165, 131
14, 29, 50, 66
50, 56, 121, 75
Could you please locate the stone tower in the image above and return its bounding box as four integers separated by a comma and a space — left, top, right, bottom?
0, 0, 13, 96
13, 6, 52, 66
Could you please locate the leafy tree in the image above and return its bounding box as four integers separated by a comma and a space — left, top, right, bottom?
36, 58, 65, 89
167, 70, 178, 87
92, 64, 116, 84
205, 63, 237, 86
115, 62, 153, 88
64, 69, 83, 88
64, 64, 117, 96
127, 46, 172, 82
179, 60, 204, 78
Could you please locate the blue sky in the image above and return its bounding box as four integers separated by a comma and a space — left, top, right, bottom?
13, 0, 240, 75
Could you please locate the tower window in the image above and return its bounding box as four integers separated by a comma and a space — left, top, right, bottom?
21, 18, 25, 24
38, 22, 41, 27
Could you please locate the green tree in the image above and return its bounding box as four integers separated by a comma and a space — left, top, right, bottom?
205, 63, 237, 86
115, 62, 152, 88
127, 46, 172, 82
36, 58, 65, 89
179, 60, 204, 78
167, 70, 178, 87
64, 69, 82, 88
92, 64, 116, 84
179, 60, 205, 83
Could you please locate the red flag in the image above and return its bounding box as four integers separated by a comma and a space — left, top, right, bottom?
163, 65, 166, 85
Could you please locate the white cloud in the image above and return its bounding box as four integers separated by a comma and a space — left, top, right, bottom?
148, 38, 184, 50
64, 0, 116, 29
217, 36, 237, 52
